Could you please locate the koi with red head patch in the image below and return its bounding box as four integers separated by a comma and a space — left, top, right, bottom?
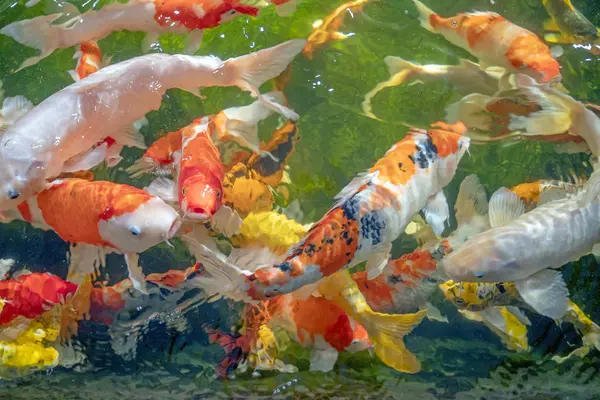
0, 0, 277, 71
1, 179, 181, 294
413, 0, 561, 83
187, 122, 469, 301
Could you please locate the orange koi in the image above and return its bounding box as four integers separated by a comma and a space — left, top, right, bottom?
188, 122, 469, 301
68, 40, 103, 82
1, 179, 181, 293
302, 0, 372, 59
413, 0, 561, 83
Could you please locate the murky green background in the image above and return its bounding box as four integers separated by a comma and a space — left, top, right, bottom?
1, 0, 600, 398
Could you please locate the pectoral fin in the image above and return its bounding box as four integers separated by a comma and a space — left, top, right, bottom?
309, 342, 338, 372
515, 270, 569, 319
125, 253, 148, 294
365, 244, 391, 280
422, 190, 449, 236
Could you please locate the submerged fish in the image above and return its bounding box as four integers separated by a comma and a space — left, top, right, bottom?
302, 0, 372, 59
442, 169, 600, 320
413, 0, 561, 83
0, 40, 304, 210
542, 0, 600, 53
0, 0, 278, 70
189, 121, 469, 300
68, 40, 103, 82
0, 179, 181, 293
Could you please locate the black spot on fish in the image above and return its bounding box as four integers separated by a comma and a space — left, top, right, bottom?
496, 283, 506, 293
276, 262, 291, 272
304, 244, 317, 257
388, 275, 403, 285
159, 287, 172, 297
412, 137, 438, 169
341, 196, 360, 221
346, 237, 354, 245
250, 125, 297, 178
360, 211, 386, 246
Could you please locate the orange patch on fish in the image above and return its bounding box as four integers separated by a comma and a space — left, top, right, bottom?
36, 180, 153, 248
145, 129, 185, 166
153, 0, 260, 30
76, 41, 103, 80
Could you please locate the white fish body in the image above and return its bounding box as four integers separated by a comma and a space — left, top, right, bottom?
0, 40, 305, 210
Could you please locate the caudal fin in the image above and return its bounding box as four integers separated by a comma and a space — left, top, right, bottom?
224, 40, 305, 120
362, 57, 420, 120
367, 308, 426, 373
205, 326, 251, 378
0, 14, 64, 71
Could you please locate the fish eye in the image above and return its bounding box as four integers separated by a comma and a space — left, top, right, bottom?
226, 9, 237, 16
451, 20, 457, 27
181, 187, 186, 196
455, 298, 464, 305
520, 62, 527, 68
216, 189, 221, 198
7, 189, 19, 200
129, 226, 141, 236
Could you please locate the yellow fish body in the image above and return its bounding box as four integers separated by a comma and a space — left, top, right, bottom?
542, 0, 599, 49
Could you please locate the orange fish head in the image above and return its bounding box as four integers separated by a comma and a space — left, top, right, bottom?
181, 175, 223, 221
527, 58, 561, 84
345, 323, 371, 353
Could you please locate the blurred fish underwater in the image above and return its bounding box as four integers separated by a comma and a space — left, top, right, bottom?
0, 0, 600, 398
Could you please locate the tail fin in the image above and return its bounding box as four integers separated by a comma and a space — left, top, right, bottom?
0, 14, 64, 71
445, 93, 494, 131
318, 270, 426, 373
217, 91, 286, 154
453, 174, 490, 239
58, 275, 92, 342
367, 308, 427, 373
412, 0, 436, 32
181, 235, 255, 303
362, 57, 419, 120
205, 326, 251, 378
0, 95, 34, 129
224, 40, 305, 120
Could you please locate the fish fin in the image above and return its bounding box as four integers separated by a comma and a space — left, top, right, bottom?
62, 144, 109, 173
488, 187, 525, 228
454, 174, 489, 230
219, 92, 284, 152
126, 157, 164, 178
515, 270, 569, 319
68, 69, 80, 82
309, 343, 338, 372
141, 32, 160, 53
422, 190, 449, 236
274, 0, 301, 16
537, 187, 567, 205
0, 258, 15, 280
114, 124, 147, 149
211, 205, 243, 237
478, 307, 507, 333
362, 63, 414, 120
145, 177, 177, 203
445, 93, 492, 130
227, 246, 284, 273
368, 309, 426, 373
424, 301, 448, 323
67, 243, 105, 283
0, 14, 64, 71
205, 326, 250, 378
404, 214, 437, 247
505, 306, 531, 325
366, 244, 391, 280
1, 95, 34, 125
183, 29, 204, 55
333, 171, 376, 207
25, 0, 41, 6
412, 0, 436, 32
125, 253, 148, 294
225, 39, 305, 120
59, 274, 92, 342
181, 87, 206, 100
543, 18, 561, 32
181, 236, 255, 303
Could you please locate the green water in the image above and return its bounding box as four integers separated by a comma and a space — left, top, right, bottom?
1, 0, 600, 398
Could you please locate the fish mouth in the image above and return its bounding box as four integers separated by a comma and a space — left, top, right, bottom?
168, 218, 182, 239
186, 211, 211, 222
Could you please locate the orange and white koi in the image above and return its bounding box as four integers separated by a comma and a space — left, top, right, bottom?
0, 41, 304, 210
302, 0, 372, 60
0, 0, 288, 71
413, 0, 561, 83
0, 179, 181, 294
188, 121, 469, 301
68, 40, 103, 82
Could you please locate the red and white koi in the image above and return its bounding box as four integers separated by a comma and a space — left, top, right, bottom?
0, 40, 304, 210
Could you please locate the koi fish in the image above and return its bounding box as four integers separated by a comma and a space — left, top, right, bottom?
441, 169, 600, 320
0, 0, 278, 71
413, 0, 561, 83
363, 57, 506, 120
542, 0, 600, 54
68, 40, 103, 82
223, 121, 299, 216
0, 319, 60, 370
188, 121, 469, 301
127, 93, 287, 179
0, 179, 181, 294
0, 40, 305, 210
302, 0, 372, 60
